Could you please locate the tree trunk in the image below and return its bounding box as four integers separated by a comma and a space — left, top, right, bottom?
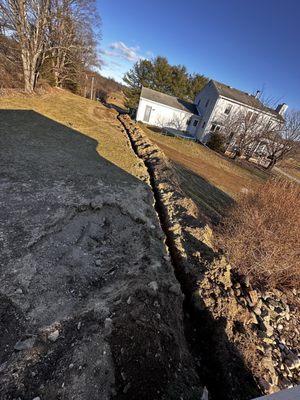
22, 54, 34, 92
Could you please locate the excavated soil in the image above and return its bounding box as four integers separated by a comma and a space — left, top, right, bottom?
117, 115, 300, 400
0, 109, 203, 399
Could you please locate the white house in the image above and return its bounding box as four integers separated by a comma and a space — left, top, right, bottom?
136, 80, 288, 143
136, 86, 202, 136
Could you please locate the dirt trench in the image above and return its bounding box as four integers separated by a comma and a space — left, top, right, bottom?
117, 114, 263, 400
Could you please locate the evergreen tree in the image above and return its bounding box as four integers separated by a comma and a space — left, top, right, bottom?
123, 59, 154, 109
189, 73, 208, 100
124, 56, 208, 109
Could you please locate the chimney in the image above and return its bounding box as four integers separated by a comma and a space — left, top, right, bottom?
255, 90, 260, 99
276, 103, 288, 116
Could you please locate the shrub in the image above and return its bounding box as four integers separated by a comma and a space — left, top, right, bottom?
207, 132, 226, 152
216, 178, 300, 292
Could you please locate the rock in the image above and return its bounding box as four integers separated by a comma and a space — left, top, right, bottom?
263, 337, 275, 345
249, 290, 259, 305
32, 397, 41, 400
251, 312, 259, 324
201, 387, 209, 400
259, 377, 271, 392
14, 335, 36, 351
0, 362, 7, 372
261, 308, 269, 318
15, 288, 23, 294
168, 284, 181, 296
277, 324, 284, 331
95, 259, 101, 266
244, 275, 250, 287
284, 352, 300, 370
123, 383, 131, 394
266, 324, 274, 337
104, 318, 113, 336
148, 281, 158, 292
48, 330, 59, 342
253, 307, 262, 316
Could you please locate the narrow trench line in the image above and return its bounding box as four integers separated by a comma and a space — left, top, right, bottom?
116, 114, 219, 398
116, 114, 264, 400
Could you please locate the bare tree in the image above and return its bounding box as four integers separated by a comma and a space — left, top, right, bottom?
46, 0, 100, 89
219, 108, 282, 161
264, 110, 300, 169
0, 0, 100, 92
0, 0, 50, 92
156, 114, 189, 132
0, 31, 23, 87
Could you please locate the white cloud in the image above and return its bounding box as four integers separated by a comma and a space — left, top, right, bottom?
99, 41, 154, 83
109, 41, 142, 62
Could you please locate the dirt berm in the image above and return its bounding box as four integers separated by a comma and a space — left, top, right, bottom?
0, 109, 203, 399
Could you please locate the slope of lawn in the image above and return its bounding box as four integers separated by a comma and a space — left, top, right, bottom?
0, 88, 140, 177
140, 124, 270, 221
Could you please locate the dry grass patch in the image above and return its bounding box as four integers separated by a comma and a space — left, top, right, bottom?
0, 89, 140, 177
141, 125, 268, 199
140, 125, 270, 222
217, 178, 300, 292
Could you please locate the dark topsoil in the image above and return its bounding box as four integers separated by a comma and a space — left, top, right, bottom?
0, 110, 203, 400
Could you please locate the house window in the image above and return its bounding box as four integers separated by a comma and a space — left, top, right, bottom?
205, 99, 210, 107
224, 104, 232, 115
211, 123, 221, 132
202, 121, 206, 128
193, 120, 198, 127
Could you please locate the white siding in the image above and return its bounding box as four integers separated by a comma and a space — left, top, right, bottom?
136, 97, 195, 132
210, 97, 279, 130
194, 82, 219, 141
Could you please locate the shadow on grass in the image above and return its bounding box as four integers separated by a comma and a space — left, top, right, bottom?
172, 161, 235, 224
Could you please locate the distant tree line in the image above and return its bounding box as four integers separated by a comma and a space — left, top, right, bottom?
123, 56, 208, 109
0, 0, 101, 93
84, 72, 124, 101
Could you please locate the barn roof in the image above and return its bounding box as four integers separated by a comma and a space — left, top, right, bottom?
211, 80, 284, 120
140, 87, 198, 115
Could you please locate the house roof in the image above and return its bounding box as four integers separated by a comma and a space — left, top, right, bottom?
211, 80, 284, 121
140, 86, 198, 115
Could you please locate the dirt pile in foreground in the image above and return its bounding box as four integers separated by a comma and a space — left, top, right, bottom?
0, 108, 203, 399
119, 114, 300, 399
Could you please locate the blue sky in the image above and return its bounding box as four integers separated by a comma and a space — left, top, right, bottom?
97, 0, 300, 109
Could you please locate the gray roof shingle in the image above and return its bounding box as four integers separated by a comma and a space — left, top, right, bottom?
140, 87, 198, 115
211, 80, 284, 120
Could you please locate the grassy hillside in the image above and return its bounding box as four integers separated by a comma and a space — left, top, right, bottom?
0, 89, 139, 177
140, 125, 270, 221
